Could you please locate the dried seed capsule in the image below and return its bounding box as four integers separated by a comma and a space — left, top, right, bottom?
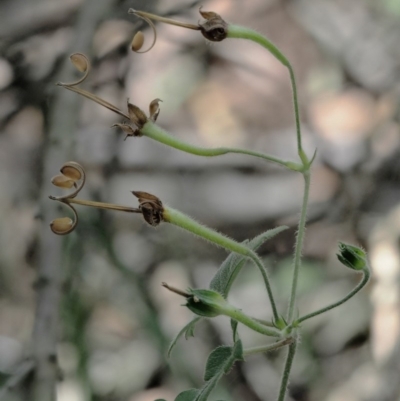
131, 31, 145, 52
127, 102, 148, 128
199, 7, 221, 20
149, 98, 162, 122
60, 162, 83, 181
50, 217, 74, 235
51, 174, 75, 189
70, 53, 88, 72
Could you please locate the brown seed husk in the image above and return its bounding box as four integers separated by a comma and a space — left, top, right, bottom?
51, 174, 75, 189
131, 31, 145, 52
70, 53, 88, 72
149, 98, 162, 122
127, 103, 148, 127
61, 163, 82, 181
50, 217, 74, 235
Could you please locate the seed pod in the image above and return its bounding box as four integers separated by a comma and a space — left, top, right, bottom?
50, 217, 74, 235
51, 174, 75, 189
127, 102, 148, 128
111, 123, 138, 139
60, 162, 83, 181
186, 289, 231, 318
199, 7, 221, 20
131, 31, 145, 52
337, 242, 368, 271
70, 53, 88, 72
198, 8, 228, 42
132, 191, 164, 226
149, 98, 162, 122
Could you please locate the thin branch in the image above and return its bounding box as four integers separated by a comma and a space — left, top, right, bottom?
32, 1, 114, 400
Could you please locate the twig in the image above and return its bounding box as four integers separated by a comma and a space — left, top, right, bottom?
32, 1, 114, 400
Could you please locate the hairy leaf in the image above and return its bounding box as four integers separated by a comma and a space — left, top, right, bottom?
197, 340, 243, 401
209, 226, 288, 298
167, 317, 202, 357
175, 389, 199, 401
230, 319, 239, 343
204, 346, 232, 381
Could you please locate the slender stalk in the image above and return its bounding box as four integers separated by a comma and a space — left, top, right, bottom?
244, 337, 293, 356
65, 198, 141, 213
163, 206, 279, 322
297, 268, 370, 324
128, 8, 200, 31
287, 172, 310, 323
277, 341, 297, 401
252, 317, 275, 327
227, 25, 303, 155
226, 308, 281, 337
141, 121, 301, 171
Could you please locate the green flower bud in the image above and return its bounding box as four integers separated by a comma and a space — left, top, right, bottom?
186, 289, 232, 318
337, 242, 368, 271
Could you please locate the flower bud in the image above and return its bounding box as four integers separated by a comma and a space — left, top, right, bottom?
337, 242, 368, 271
186, 289, 232, 318
50, 217, 74, 235
131, 31, 145, 52
51, 174, 75, 189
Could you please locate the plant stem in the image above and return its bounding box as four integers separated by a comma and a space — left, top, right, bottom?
163, 206, 280, 322
141, 121, 301, 171
226, 308, 281, 337
226, 25, 303, 155
297, 268, 370, 324
287, 172, 310, 323
277, 341, 297, 401
244, 337, 293, 356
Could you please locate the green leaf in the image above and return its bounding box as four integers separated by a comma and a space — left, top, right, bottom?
154, 399, 167, 401
176, 340, 243, 401
230, 319, 239, 343
167, 317, 202, 357
204, 346, 232, 381
231, 339, 244, 363
175, 389, 199, 401
209, 226, 288, 298
198, 340, 243, 401
204, 340, 243, 381
196, 373, 224, 401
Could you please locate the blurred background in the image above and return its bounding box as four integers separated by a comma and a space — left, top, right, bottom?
1, 0, 400, 400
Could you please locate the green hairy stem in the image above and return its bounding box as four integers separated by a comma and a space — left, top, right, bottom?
163, 206, 279, 322
297, 267, 370, 324
227, 25, 303, 157
141, 121, 302, 171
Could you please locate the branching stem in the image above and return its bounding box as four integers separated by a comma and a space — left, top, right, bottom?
287, 172, 310, 323
297, 268, 370, 324
277, 340, 297, 401
226, 25, 303, 156
141, 122, 302, 172
244, 337, 293, 356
